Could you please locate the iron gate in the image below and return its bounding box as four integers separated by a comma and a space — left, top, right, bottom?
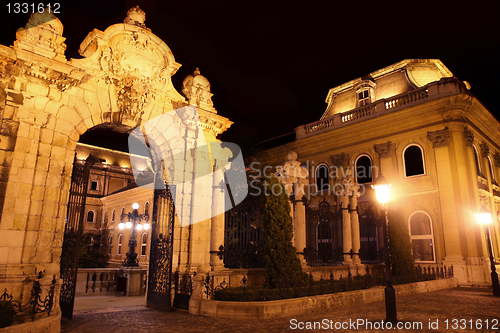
60, 154, 96, 319
304, 199, 343, 266
146, 184, 176, 311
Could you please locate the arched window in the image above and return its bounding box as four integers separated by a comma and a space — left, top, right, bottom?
86, 210, 95, 223
408, 211, 435, 262
141, 233, 148, 256
112, 208, 116, 222
103, 210, 108, 225
117, 234, 123, 255
488, 157, 496, 184
404, 145, 425, 177
473, 145, 482, 176
356, 155, 373, 184
108, 235, 113, 255
315, 164, 330, 192
121, 206, 125, 219
144, 202, 150, 215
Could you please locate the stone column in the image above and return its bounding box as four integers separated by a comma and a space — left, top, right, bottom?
341, 195, 352, 264
210, 160, 226, 271
350, 194, 361, 264
276, 151, 309, 265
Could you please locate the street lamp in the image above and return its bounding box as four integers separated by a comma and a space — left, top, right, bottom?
119, 202, 150, 267
477, 206, 500, 296
372, 173, 397, 323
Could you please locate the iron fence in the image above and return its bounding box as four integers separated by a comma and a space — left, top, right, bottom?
0, 272, 56, 328
203, 264, 454, 302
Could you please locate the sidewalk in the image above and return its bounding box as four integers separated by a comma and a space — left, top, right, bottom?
72, 295, 147, 314
62, 287, 500, 332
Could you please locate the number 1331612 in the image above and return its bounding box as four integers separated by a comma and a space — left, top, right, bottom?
6, 3, 60, 14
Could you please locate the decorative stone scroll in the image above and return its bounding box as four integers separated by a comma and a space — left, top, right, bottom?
464, 127, 474, 147
373, 141, 394, 158
427, 127, 450, 148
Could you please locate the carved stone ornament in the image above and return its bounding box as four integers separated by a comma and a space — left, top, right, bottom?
182, 68, 216, 113
276, 151, 309, 196
464, 127, 474, 147
124, 6, 147, 29
480, 142, 490, 158
333, 168, 362, 198
494, 153, 500, 166
330, 152, 348, 168
374, 141, 394, 158
427, 127, 450, 148
14, 9, 67, 62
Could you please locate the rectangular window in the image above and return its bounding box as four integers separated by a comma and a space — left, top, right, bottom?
358, 90, 370, 107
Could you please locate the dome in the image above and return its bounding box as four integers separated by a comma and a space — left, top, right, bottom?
182, 68, 215, 112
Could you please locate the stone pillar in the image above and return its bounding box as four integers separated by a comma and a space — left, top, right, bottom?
210, 160, 226, 271
341, 195, 352, 264
276, 151, 309, 265
350, 195, 361, 264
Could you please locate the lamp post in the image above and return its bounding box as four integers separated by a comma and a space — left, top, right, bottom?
119, 203, 150, 267
372, 173, 397, 323
477, 206, 500, 297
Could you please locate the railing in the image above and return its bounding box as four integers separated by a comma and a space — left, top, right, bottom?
296, 77, 470, 138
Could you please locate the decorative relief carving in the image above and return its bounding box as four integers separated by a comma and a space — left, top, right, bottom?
14, 10, 66, 62
124, 6, 147, 29
330, 152, 348, 168
373, 141, 394, 158
464, 127, 474, 147
182, 68, 216, 113
427, 127, 450, 148
334, 168, 361, 198
480, 142, 490, 158
494, 153, 500, 166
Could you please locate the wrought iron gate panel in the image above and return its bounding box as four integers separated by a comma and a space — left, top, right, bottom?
60, 154, 95, 320
304, 199, 343, 266
223, 196, 264, 268
146, 185, 175, 311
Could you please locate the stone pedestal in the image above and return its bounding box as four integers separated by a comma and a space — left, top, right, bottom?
121, 267, 146, 296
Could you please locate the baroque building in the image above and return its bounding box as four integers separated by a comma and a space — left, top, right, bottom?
266, 59, 500, 285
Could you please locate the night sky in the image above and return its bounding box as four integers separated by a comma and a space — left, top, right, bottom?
1, 0, 498, 148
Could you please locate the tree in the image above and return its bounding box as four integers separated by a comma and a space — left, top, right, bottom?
262, 176, 306, 288
79, 230, 110, 268
387, 208, 415, 276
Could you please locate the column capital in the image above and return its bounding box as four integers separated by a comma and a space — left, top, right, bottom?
464, 126, 474, 147
374, 141, 394, 158
427, 126, 450, 148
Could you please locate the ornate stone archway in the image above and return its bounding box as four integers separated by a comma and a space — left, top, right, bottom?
0, 6, 232, 329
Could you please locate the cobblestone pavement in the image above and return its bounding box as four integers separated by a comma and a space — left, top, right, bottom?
61, 287, 500, 332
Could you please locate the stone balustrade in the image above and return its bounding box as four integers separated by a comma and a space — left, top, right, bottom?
75, 268, 147, 296
296, 77, 471, 139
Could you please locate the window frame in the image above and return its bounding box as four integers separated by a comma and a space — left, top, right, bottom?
487, 156, 497, 184
408, 210, 436, 263
112, 208, 116, 222
141, 233, 148, 256
315, 163, 330, 193
144, 201, 150, 215
473, 145, 483, 177
403, 143, 426, 178
355, 154, 373, 184
316, 219, 333, 252
89, 180, 99, 191
86, 210, 95, 223
108, 235, 113, 255
117, 234, 123, 256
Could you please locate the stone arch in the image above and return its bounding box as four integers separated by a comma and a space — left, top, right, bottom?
0, 7, 232, 325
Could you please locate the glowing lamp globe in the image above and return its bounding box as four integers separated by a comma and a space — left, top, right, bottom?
143, 223, 150, 230
125, 221, 132, 229
371, 173, 391, 204
118, 222, 125, 230
132, 203, 140, 210
477, 206, 492, 225
136, 224, 143, 231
